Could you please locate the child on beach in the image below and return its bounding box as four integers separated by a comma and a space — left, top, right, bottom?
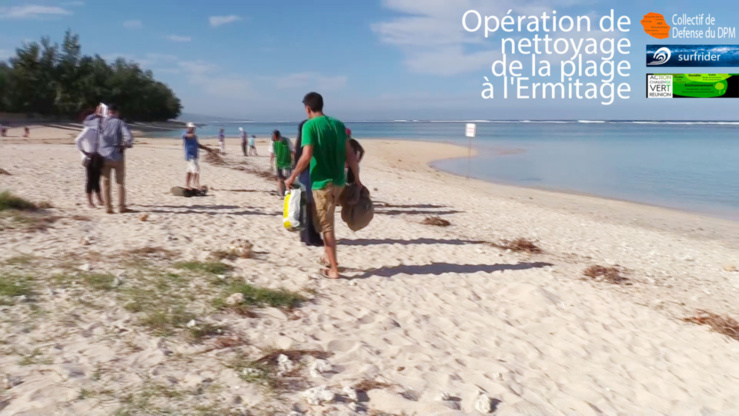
249, 135, 257, 156
218, 128, 226, 155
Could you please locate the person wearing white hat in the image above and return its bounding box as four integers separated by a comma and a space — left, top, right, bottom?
183, 122, 202, 190
239, 127, 248, 157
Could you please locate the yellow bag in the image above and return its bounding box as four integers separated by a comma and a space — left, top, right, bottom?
283, 188, 302, 231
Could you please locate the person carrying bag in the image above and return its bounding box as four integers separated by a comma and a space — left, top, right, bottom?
75, 109, 105, 208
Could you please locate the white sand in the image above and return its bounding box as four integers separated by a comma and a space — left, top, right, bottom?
0, 132, 738, 415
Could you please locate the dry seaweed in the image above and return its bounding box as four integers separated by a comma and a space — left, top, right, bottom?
354, 379, 392, 393
201, 146, 225, 166
490, 238, 542, 254
684, 310, 739, 341
254, 349, 332, 367
422, 216, 451, 227
584, 265, 630, 285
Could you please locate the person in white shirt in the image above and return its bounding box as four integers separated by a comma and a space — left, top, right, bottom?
75, 106, 105, 208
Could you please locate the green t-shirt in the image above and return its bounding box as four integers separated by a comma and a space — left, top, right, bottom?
273, 138, 293, 169
301, 116, 347, 190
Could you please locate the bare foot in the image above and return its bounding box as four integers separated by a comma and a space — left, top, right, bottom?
320, 268, 341, 280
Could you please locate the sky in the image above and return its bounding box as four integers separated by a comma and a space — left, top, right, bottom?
0, 0, 737, 120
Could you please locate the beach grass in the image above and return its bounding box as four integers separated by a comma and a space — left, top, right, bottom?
18, 347, 52, 366
123, 246, 176, 260
0, 191, 38, 212
174, 261, 233, 275
188, 322, 227, 343
139, 306, 196, 337
219, 283, 306, 311
0, 274, 35, 304
0, 192, 57, 232
232, 358, 275, 387
3, 254, 38, 267
55, 272, 118, 291
228, 348, 329, 391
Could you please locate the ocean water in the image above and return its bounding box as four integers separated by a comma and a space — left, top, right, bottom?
153, 121, 739, 220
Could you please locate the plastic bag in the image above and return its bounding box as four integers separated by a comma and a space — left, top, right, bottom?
283, 187, 303, 231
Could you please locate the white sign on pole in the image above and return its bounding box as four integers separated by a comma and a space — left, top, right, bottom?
465, 123, 477, 138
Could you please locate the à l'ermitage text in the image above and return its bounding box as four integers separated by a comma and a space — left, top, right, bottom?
463, 9, 633, 106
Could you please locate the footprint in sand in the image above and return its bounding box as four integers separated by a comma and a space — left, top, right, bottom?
326, 339, 359, 353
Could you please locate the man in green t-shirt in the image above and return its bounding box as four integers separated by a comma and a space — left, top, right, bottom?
270, 130, 294, 196
286, 92, 361, 279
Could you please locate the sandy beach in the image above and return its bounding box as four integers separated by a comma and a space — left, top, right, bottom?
1, 128, 739, 415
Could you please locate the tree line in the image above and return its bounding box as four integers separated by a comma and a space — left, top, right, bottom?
0, 31, 182, 122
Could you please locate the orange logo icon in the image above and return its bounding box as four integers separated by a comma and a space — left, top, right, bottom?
641, 13, 671, 39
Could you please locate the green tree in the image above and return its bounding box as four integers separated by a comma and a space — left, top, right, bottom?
1, 31, 181, 121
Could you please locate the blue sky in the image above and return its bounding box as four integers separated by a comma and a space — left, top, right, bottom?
0, 0, 737, 120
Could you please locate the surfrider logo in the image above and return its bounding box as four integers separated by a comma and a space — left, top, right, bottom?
648, 47, 672, 66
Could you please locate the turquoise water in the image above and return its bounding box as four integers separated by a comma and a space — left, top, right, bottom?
153, 121, 739, 220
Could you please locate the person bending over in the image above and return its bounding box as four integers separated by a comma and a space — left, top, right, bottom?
183, 122, 207, 190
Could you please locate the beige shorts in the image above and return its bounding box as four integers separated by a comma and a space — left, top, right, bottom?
312, 183, 344, 235
187, 158, 200, 174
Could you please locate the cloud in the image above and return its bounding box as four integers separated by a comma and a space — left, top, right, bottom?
123, 20, 143, 29
154, 68, 181, 75
0, 49, 11, 60
0, 5, 72, 19
63, 1, 85, 6
209, 15, 242, 27
167, 35, 192, 42
146, 53, 178, 62
179, 60, 251, 99
270, 73, 348, 91
372, 0, 592, 75
100, 52, 180, 69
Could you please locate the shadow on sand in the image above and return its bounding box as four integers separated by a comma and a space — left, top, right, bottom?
375, 209, 463, 216
138, 204, 242, 210
375, 202, 449, 209
349, 262, 553, 280
339, 238, 486, 247
218, 189, 273, 194
137, 204, 279, 216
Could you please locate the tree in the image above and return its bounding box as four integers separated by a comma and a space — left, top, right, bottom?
1, 31, 181, 121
